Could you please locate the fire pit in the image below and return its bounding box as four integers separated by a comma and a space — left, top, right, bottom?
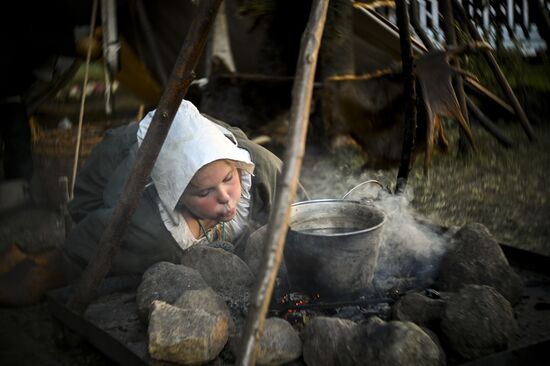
45, 220, 550, 366
284, 199, 386, 298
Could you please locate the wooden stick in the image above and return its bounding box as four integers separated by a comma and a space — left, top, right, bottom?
466, 98, 514, 148
235, 0, 329, 364
71, 0, 98, 199
273, 296, 394, 313
58, 176, 72, 239
67, 0, 223, 314
395, 0, 417, 194
440, 0, 474, 156
452, 0, 536, 142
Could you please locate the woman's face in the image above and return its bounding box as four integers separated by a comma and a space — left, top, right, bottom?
180, 160, 242, 222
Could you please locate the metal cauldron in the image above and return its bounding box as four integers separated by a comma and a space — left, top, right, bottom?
284, 199, 386, 298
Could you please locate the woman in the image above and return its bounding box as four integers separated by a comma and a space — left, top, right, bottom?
63, 99, 283, 278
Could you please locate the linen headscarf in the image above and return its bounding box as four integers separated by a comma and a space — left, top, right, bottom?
136, 100, 255, 212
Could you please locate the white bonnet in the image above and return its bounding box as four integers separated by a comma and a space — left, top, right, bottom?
137, 100, 254, 211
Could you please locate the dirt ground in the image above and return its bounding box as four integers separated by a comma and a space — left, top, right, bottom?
0, 119, 549, 365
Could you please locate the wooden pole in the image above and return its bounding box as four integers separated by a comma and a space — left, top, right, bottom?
67, 0, 223, 314
440, 0, 474, 157
71, 0, 98, 199
235, 0, 329, 364
466, 98, 514, 148
452, 0, 536, 141
395, 0, 418, 194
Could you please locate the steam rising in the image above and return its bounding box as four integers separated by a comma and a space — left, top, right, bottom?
299, 158, 452, 293
371, 189, 451, 293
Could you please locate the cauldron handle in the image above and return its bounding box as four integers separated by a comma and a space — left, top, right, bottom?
342, 180, 386, 202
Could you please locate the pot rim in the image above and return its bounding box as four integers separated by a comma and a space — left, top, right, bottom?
289, 198, 386, 237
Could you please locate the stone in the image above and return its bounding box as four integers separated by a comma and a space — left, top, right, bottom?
256, 317, 302, 365
84, 292, 145, 343
420, 327, 447, 366
440, 284, 518, 361
435, 223, 524, 304
136, 261, 208, 322
180, 245, 254, 301
235, 224, 267, 276
234, 224, 290, 301
230, 317, 302, 365
173, 286, 235, 339
0, 206, 64, 252
148, 300, 229, 365
174, 287, 230, 318
338, 316, 442, 366
301, 316, 356, 366
392, 291, 446, 329
207, 240, 235, 252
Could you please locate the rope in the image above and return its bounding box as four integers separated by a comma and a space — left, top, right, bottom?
70, 0, 99, 199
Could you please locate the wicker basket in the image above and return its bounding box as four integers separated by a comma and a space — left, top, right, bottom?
31, 119, 106, 208
32, 124, 105, 158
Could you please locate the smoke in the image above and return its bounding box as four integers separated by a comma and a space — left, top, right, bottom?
371, 189, 451, 293
299, 157, 453, 294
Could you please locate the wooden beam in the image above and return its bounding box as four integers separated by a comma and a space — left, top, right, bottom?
395, 0, 418, 193
441, 0, 475, 156
67, 0, 224, 314
235, 0, 330, 364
